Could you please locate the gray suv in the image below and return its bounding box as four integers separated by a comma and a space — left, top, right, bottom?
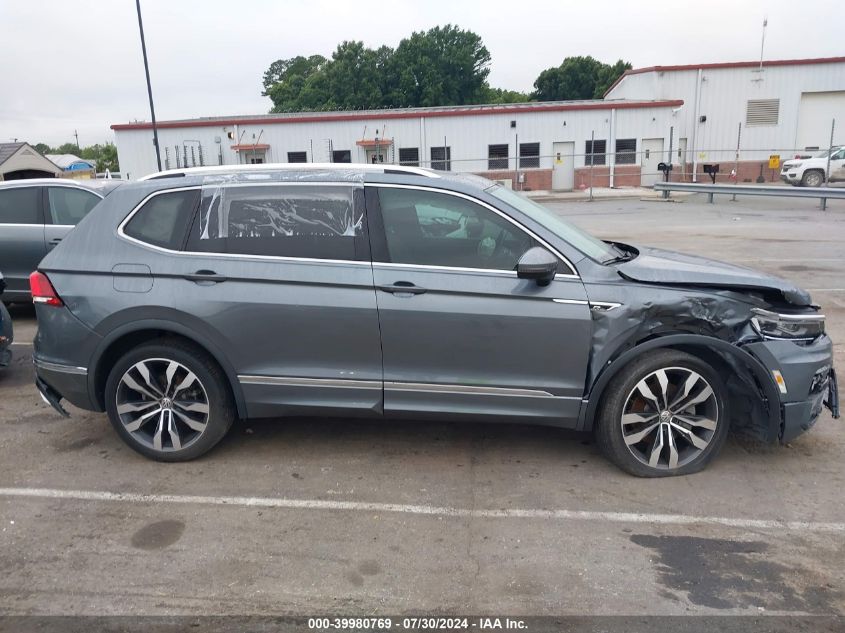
0, 179, 119, 302
31, 165, 838, 476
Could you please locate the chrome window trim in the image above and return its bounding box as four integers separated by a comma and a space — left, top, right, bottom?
552, 299, 589, 306
0, 223, 44, 228
239, 375, 380, 389
116, 183, 582, 279
369, 183, 579, 278
34, 359, 88, 375
373, 261, 518, 276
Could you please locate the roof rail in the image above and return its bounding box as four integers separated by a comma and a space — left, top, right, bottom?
137, 162, 440, 181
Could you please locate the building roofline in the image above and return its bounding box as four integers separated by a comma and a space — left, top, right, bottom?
110, 99, 684, 132
603, 55, 845, 97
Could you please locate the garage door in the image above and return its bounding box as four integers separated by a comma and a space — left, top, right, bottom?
796, 91, 845, 150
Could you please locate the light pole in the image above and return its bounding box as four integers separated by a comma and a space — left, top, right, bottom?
135, 0, 161, 171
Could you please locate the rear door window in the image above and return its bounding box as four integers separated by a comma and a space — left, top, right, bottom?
186, 184, 365, 260
46, 186, 101, 225
0, 187, 41, 224
123, 189, 200, 250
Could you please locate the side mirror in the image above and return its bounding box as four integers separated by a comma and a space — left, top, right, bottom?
516, 246, 558, 286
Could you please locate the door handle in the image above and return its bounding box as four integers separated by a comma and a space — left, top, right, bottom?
48, 238, 62, 246
183, 270, 228, 284
378, 281, 426, 295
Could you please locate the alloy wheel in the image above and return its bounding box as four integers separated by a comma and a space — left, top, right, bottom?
620, 367, 719, 471
115, 358, 210, 452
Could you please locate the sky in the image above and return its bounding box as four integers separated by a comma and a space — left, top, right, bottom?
1, 0, 842, 147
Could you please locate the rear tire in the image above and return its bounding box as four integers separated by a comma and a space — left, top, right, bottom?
595, 349, 729, 477
104, 339, 235, 461
801, 170, 824, 187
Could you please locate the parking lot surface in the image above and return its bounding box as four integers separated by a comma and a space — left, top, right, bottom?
1, 193, 844, 616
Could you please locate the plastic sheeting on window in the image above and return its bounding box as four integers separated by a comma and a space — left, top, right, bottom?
199, 171, 364, 241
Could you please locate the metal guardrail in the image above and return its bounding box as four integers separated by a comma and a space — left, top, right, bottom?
653, 182, 845, 209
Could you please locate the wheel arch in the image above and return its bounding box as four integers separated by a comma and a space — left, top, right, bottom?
88, 319, 247, 419
578, 333, 781, 442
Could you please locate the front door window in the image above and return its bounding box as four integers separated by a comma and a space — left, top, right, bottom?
377, 187, 540, 271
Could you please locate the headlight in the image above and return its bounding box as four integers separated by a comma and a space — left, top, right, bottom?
786, 162, 802, 169
751, 308, 825, 341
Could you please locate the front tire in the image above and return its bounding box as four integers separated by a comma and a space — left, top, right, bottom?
801, 170, 824, 187
105, 339, 235, 461
595, 350, 729, 477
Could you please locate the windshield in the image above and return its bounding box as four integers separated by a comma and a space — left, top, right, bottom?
486, 185, 616, 262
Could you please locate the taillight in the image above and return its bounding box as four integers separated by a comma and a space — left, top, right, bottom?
29, 271, 63, 307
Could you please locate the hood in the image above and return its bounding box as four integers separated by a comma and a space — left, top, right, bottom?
616, 246, 812, 306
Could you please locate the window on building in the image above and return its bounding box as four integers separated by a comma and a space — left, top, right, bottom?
0, 186, 40, 224
399, 147, 420, 166
377, 187, 539, 271
746, 99, 780, 126
187, 185, 360, 260
615, 139, 637, 165
487, 144, 509, 170
46, 187, 101, 225
430, 146, 451, 171
287, 151, 308, 163
124, 189, 200, 250
519, 142, 540, 169
585, 140, 607, 166
332, 150, 351, 163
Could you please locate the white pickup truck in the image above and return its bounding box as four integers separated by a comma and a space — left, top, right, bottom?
781, 146, 845, 186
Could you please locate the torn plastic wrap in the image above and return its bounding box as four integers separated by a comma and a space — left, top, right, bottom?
199, 171, 364, 243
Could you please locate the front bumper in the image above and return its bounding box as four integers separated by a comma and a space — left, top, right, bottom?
780, 171, 800, 184
745, 335, 839, 443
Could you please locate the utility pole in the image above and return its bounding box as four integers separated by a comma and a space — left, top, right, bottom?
135, 0, 162, 171
73, 130, 80, 153
759, 17, 768, 70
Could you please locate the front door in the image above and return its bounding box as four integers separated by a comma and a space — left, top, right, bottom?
176, 180, 383, 417
0, 185, 46, 301
366, 184, 592, 424
641, 138, 665, 186
830, 148, 845, 182
552, 142, 575, 191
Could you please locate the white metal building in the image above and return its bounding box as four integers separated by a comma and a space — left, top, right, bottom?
604, 56, 845, 181
112, 56, 845, 189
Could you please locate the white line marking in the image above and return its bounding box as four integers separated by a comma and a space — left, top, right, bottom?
10, 342, 32, 346
1, 487, 843, 533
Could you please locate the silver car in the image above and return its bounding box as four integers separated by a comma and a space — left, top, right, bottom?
30, 164, 838, 476
0, 178, 119, 302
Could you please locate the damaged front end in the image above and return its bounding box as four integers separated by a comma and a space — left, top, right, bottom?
579, 245, 838, 444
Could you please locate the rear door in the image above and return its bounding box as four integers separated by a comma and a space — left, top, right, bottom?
366, 184, 592, 424
0, 185, 46, 300
173, 180, 383, 418
43, 185, 102, 251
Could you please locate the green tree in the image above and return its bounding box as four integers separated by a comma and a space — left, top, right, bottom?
264, 55, 328, 112
594, 59, 632, 97
532, 56, 631, 101
390, 25, 491, 107
33, 142, 52, 155
314, 41, 388, 110
480, 85, 531, 104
